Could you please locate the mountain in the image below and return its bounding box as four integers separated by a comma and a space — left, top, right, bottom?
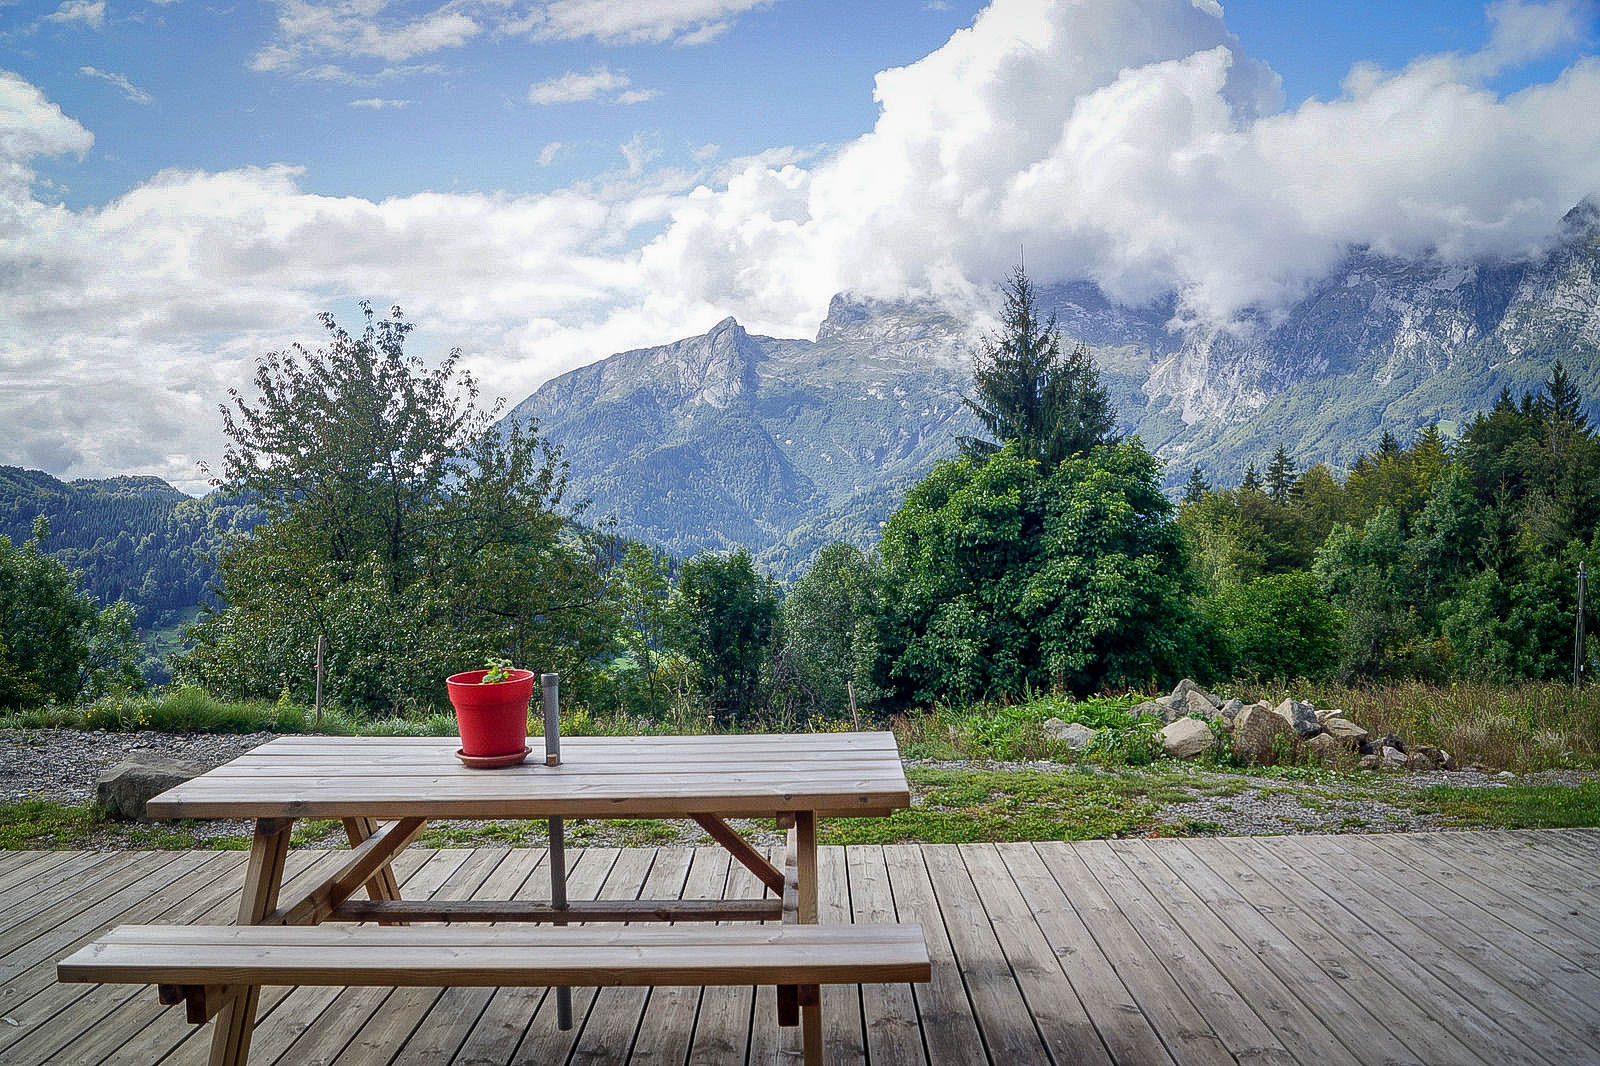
508, 202, 1600, 575
0, 467, 255, 628
506, 297, 977, 574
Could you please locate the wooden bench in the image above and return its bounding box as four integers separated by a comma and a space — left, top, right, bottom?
57, 921, 932, 1061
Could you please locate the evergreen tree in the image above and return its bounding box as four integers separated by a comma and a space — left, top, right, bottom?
1240, 462, 1263, 493
1543, 360, 1588, 431
1265, 445, 1297, 505
1181, 464, 1209, 505
960, 266, 1116, 468
1378, 430, 1401, 456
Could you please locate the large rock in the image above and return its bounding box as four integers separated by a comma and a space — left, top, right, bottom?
1303, 732, 1343, 765
95, 760, 209, 821
1043, 718, 1097, 751
1132, 694, 1185, 724
1231, 706, 1293, 766
1380, 745, 1409, 770
1219, 698, 1245, 722
1322, 716, 1369, 748
1272, 698, 1322, 738
1161, 717, 1217, 759
1184, 689, 1222, 720
1172, 679, 1221, 710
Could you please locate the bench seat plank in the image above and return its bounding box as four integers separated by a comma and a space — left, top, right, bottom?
58, 922, 931, 990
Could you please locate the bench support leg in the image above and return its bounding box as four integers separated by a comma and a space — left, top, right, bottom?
209, 817, 292, 1066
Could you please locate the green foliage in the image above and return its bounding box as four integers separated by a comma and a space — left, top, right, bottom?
1205, 571, 1342, 680
670, 548, 779, 724
481, 660, 514, 684
878, 441, 1203, 705
778, 542, 882, 719
0, 520, 143, 709
0, 466, 255, 632
178, 304, 613, 715
960, 265, 1116, 468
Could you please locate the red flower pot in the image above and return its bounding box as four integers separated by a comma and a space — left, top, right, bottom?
447, 669, 535, 757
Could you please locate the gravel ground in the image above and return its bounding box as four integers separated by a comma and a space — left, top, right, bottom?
2, 729, 1593, 848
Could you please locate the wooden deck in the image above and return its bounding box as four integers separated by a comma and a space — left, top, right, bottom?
3, 829, 1598, 1065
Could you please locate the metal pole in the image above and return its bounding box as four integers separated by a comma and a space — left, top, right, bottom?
314, 635, 325, 727
1577, 562, 1588, 689
541, 672, 571, 1029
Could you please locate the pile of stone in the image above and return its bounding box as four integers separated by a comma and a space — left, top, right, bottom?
1137, 680, 1458, 769
1045, 679, 1457, 770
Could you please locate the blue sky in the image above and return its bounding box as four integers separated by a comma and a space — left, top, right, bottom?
2, 0, 1598, 489
10, 0, 1589, 208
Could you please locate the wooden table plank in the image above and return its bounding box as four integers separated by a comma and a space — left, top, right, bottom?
146, 734, 912, 822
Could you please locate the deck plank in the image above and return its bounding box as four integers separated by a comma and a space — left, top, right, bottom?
14, 828, 1600, 1065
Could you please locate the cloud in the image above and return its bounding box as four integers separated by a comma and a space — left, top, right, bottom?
513, 0, 772, 45
528, 66, 657, 105
252, 1, 481, 75
348, 96, 412, 108
538, 141, 564, 166
43, 0, 104, 28
5, 0, 1600, 489
79, 66, 154, 104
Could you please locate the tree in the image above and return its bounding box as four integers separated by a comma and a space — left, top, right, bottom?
782, 542, 883, 718
1264, 445, 1297, 505
1239, 462, 1262, 493
180, 304, 612, 713
609, 543, 675, 717
877, 441, 1203, 704
1181, 465, 1209, 505
960, 266, 1115, 468
670, 549, 779, 724
0, 517, 141, 709
1205, 571, 1342, 681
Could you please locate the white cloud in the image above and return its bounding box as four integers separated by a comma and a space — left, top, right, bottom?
348, 96, 412, 108
6, 0, 1600, 488
43, 0, 104, 28
528, 66, 656, 105
252, 1, 481, 75
79, 66, 153, 104
538, 141, 564, 166
515, 0, 772, 45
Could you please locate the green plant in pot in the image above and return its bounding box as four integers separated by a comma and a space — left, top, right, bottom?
446, 659, 535, 758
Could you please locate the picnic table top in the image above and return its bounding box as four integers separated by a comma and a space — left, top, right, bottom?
144, 732, 912, 821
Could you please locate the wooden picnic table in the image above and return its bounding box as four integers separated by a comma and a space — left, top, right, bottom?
125, 731, 916, 1066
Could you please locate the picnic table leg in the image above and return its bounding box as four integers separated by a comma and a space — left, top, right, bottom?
342, 817, 404, 924
209, 817, 293, 1066
787, 810, 823, 1066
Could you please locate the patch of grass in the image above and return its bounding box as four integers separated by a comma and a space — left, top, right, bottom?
0, 800, 99, 848
821, 767, 1170, 844
1405, 782, 1600, 829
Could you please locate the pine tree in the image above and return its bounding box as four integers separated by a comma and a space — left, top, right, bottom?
1378, 430, 1400, 456
1182, 464, 1209, 505
960, 265, 1116, 468
1240, 461, 1263, 493
1543, 360, 1589, 432
1265, 445, 1297, 505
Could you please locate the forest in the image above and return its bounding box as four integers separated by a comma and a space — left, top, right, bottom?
2, 283, 1596, 723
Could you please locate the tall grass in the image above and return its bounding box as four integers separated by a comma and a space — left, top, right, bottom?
1307, 680, 1600, 772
